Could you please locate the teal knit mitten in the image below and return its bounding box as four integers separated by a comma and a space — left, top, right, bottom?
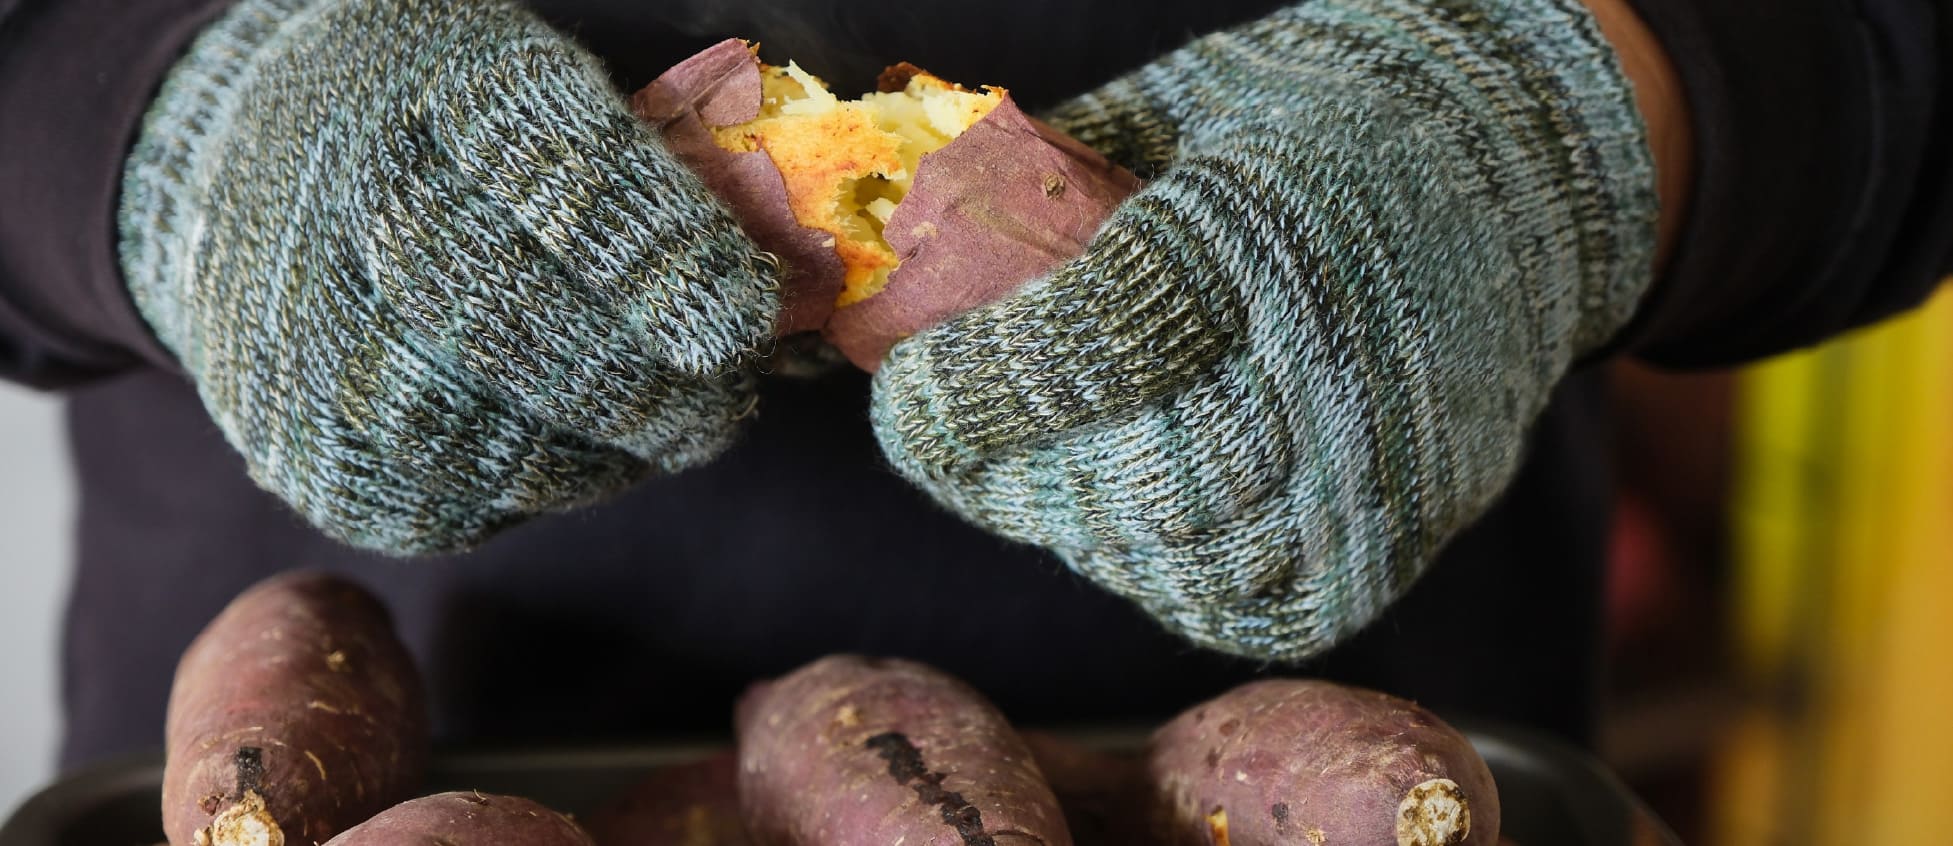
120, 0, 780, 553
872, 0, 1659, 661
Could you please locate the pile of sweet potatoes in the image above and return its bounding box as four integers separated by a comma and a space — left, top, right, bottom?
160, 574, 1501, 846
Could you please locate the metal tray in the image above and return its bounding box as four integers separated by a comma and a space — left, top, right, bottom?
0, 721, 1680, 845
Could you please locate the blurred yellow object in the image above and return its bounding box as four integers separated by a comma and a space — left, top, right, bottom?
1716, 280, 1953, 845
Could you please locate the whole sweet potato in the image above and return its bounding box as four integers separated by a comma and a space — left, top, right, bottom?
321, 792, 591, 845
735, 655, 1072, 846
1148, 680, 1499, 846
162, 572, 428, 846
584, 750, 752, 846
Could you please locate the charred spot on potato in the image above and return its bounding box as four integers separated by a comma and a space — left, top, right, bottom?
1271, 803, 1290, 824
864, 731, 999, 846
231, 747, 266, 799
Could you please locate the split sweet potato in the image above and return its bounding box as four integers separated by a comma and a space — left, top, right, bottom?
734, 655, 1072, 846
162, 572, 428, 846
1147, 680, 1499, 846
321, 792, 591, 845
634, 40, 1138, 369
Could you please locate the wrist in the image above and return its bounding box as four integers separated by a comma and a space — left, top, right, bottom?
1579, 0, 1692, 272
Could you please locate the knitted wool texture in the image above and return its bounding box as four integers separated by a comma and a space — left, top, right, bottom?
120, 0, 780, 553
872, 0, 1659, 661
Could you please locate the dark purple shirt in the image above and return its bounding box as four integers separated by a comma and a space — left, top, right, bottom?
2, 0, 1948, 770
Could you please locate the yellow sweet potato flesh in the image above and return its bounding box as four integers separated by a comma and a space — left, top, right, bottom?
710, 63, 1001, 305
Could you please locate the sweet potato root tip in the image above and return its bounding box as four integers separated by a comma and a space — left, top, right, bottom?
207, 792, 281, 846
1397, 778, 1470, 846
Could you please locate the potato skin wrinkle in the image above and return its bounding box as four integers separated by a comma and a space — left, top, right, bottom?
1146, 680, 1499, 846
162, 572, 428, 846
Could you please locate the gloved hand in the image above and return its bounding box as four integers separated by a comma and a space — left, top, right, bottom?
871, 0, 1659, 660
119, 0, 780, 553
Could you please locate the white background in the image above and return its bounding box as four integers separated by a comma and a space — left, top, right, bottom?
0, 384, 71, 819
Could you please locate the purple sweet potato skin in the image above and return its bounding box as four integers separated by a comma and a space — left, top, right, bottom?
735, 655, 1072, 846
1019, 731, 1159, 846
584, 751, 753, 846
824, 95, 1140, 370
1147, 680, 1500, 846
632, 39, 846, 336
162, 571, 428, 846
322, 793, 592, 845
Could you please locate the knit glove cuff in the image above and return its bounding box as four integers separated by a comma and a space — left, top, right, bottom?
119, 0, 309, 355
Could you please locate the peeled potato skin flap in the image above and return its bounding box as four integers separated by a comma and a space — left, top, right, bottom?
826, 102, 1139, 369
632, 41, 846, 336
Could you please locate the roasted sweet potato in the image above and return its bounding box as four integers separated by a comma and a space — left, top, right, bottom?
162, 572, 428, 846
584, 750, 752, 846
735, 655, 1072, 846
1147, 680, 1499, 846
321, 792, 591, 845
635, 40, 1138, 369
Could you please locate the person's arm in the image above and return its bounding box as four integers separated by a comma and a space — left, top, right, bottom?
0, 0, 232, 388
1602, 0, 1953, 366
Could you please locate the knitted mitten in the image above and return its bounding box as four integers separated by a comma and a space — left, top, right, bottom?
871, 0, 1658, 661
120, 0, 780, 553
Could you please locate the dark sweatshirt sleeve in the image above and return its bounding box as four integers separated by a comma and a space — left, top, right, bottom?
1607, 0, 1953, 367
0, 0, 228, 389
